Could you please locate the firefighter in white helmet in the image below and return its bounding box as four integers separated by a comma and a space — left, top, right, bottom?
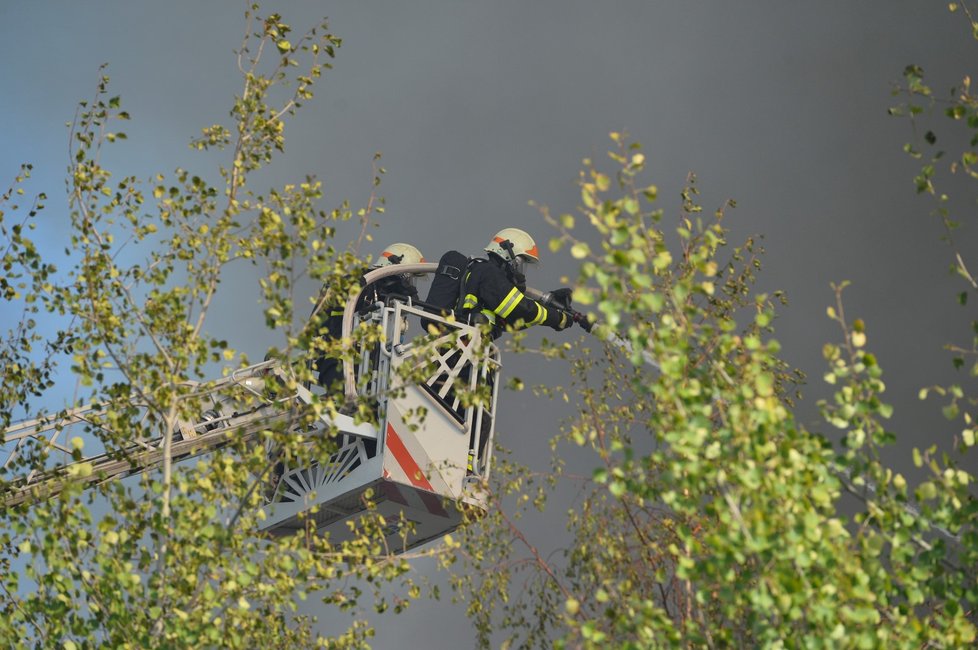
374, 242, 425, 269
312, 242, 425, 389
368, 242, 426, 301
446, 228, 574, 474
459, 228, 573, 339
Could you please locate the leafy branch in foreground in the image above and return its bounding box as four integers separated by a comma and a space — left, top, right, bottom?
447, 133, 976, 649
0, 7, 432, 649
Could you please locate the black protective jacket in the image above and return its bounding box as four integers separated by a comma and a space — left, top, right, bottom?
460, 255, 567, 339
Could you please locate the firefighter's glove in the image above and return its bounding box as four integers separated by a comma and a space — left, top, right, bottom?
552, 310, 573, 331
542, 287, 573, 310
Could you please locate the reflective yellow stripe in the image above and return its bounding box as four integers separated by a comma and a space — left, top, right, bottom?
494, 286, 524, 318
481, 309, 496, 324
329, 310, 345, 317
529, 303, 547, 325
463, 294, 478, 309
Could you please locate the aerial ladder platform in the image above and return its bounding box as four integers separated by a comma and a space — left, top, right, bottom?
1, 263, 500, 552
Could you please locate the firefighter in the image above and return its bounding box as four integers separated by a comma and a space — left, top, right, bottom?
456, 228, 573, 475
312, 242, 425, 389
265, 243, 425, 500
460, 227, 574, 338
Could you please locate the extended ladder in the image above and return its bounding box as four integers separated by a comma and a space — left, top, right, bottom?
2, 263, 500, 552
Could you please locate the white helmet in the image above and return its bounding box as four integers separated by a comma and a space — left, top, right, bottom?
373, 242, 425, 268
485, 228, 539, 269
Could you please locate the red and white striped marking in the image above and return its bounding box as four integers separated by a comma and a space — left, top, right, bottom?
385, 422, 435, 491
383, 421, 453, 493
379, 479, 449, 519
382, 421, 454, 518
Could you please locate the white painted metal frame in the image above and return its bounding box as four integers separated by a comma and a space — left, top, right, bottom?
4, 264, 504, 552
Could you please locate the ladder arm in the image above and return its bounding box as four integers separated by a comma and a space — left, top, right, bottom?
1, 361, 377, 507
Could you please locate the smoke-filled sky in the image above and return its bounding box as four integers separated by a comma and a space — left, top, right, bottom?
3, 2, 977, 647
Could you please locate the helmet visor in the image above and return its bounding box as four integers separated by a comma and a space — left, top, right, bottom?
512, 254, 538, 277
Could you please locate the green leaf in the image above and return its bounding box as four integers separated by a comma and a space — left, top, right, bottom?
755, 372, 774, 397
942, 402, 959, 420
917, 481, 937, 500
